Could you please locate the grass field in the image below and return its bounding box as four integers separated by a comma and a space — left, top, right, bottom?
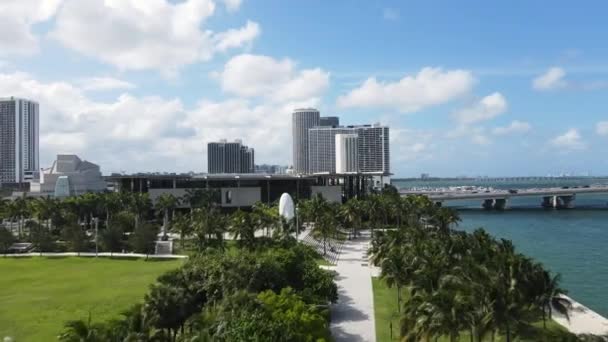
372, 277, 576, 342
0, 257, 183, 341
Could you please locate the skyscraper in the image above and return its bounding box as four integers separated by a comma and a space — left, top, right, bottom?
335, 134, 359, 173
207, 139, 255, 173
0, 97, 39, 184
319, 116, 339, 127
292, 108, 320, 174
308, 124, 389, 174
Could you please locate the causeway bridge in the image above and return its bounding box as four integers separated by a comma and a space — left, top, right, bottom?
400, 186, 608, 210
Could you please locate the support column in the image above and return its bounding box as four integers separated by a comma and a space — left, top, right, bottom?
493, 198, 508, 210
557, 195, 575, 209
542, 196, 558, 209
482, 199, 495, 210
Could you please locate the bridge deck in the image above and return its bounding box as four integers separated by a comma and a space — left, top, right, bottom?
400, 186, 608, 201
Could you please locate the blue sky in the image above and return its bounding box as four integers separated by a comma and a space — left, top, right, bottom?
1, 0, 607, 177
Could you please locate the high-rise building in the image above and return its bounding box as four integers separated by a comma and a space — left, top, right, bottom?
0, 97, 39, 184
319, 116, 339, 127
335, 134, 359, 173
292, 108, 320, 174
207, 139, 255, 173
308, 124, 389, 174
241, 147, 255, 173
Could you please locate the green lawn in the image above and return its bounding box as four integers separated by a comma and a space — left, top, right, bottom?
372, 277, 576, 342
0, 257, 182, 341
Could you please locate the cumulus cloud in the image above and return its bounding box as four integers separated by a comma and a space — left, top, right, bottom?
80, 77, 136, 92
533, 67, 566, 91
550, 129, 586, 150
453, 92, 507, 125
214, 20, 260, 52
390, 128, 434, 162
0, 0, 63, 55
216, 54, 330, 102
221, 0, 242, 12
447, 125, 491, 145
492, 120, 531, 135
597, 121, 608, 136
336, 67, 475, 113
50, 0, 259, 75
0, 67, 325, 173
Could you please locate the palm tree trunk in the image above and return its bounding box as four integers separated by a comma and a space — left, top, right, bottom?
506, 323, 511, 342
542, 306, 547, 329
397, 286, 401, 313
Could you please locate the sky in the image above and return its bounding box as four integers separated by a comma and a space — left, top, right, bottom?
1, 0, 607, 177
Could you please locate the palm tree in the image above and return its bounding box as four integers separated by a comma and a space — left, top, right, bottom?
341, 198, 363, 238
230, 210, 255, 249
533, 269, 571, 328
129, 193, 152, 230
379, 246, 411, 313
58, 313, 101, 342
170, 212, 192, 251
155, 193, 180, 236
430, 207, 461, 233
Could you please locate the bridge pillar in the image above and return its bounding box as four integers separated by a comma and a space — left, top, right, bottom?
542, 196, 558, 209
493, 198, 508, 210
482, 199, 495, 210
557, 194, 575, 209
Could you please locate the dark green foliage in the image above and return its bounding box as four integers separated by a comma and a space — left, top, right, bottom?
61, 223, 89, 253
100, 224, 124, 254
0, 226, 14, 254
129, 223, 159, 254
28, 221, 55, 253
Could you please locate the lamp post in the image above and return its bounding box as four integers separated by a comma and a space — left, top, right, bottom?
94, 217, 99, 257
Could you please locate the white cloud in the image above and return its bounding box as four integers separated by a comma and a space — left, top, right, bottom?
216, 54, 330, 102
50, 0, 259, 75
0, 66, 326, 173
596, 121, 608, 136
383, 8, 400, 21
80, 77, 136, 92
492, 120, 531, 135
533, 67, 566, 91
390, 128, 434, 161
447, 125, 491, 145
453, 92, 507, 124
550, 129, 586, 150
0, 0, 63, 55
221, 0, 242, 12
336, 67, 475, 113
214, 20, 260, 52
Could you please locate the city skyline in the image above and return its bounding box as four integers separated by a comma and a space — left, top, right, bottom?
1, 1, 608, 176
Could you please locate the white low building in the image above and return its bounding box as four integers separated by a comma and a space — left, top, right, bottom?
30, 154, 106, 197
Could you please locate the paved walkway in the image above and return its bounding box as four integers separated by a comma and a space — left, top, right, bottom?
552, 295, 608, 337
330, 231, 376, 342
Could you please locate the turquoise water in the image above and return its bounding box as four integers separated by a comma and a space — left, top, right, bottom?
393, 179, 608, 317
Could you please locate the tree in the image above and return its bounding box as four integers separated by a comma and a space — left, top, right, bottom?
192, 207, 226, 251
100, 224, 124, 256
129, 223, 159, 256
0, 226, 15, 255
128, 193, 152, 230
155, 193, 180, 236
341, 198, 363, 238
29, 221, 55, 255
170, 212, 192, 251
533, 269, 571, 329
61, 223, 89, 255
58, 314, 103, 342
230, 210, 256, 249
144, 283, 189, 341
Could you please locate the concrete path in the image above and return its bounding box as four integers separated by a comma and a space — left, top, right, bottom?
552, 295, 608, 337
330, 231, 376, 342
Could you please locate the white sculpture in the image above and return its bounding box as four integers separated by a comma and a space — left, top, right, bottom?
278, 193, 295, 221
